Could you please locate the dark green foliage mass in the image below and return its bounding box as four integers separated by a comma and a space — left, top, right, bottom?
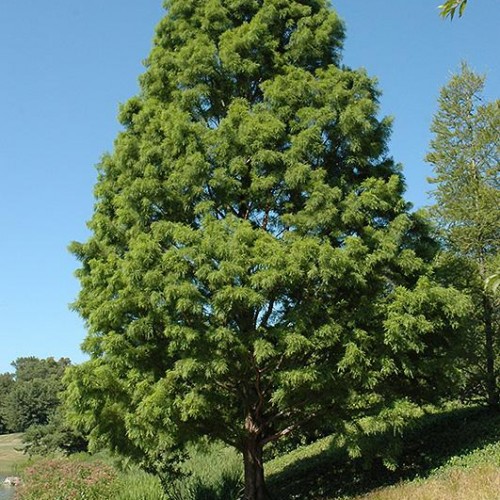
22, 408, 89, 456
0, 357, 70, 433
0, 372, 15, 433
0, 357, 86, 453
11, 356, 69, 383
67, 1, 470, 497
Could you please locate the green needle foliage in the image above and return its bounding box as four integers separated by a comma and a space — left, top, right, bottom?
67, 1, 470, 498
427, 63, 500, 407
439, 0, 468, 20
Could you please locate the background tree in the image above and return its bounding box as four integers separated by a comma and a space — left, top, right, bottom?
0, 372, 15, 433
11, 356, 70, 383
66, 1, 470, 498
1, 357, 70, 432
0, 357, 87, 454
427, 63, 499, 406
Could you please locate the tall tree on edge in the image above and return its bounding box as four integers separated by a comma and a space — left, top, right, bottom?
427, 63, 499, 408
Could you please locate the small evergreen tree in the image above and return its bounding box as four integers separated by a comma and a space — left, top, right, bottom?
427, 63, 499, 407
67, 1, 470, 497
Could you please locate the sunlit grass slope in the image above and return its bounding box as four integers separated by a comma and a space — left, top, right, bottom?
267, 406, 500, 499
0, 433, 25, 473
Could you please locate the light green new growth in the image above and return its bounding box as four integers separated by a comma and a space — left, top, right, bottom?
439, 0, 468, 19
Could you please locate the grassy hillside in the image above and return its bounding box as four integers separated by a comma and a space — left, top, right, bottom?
266, 406, 500, 499
357, 439, 500, 499
0, 433, 25, 474
358, 465, 499, 500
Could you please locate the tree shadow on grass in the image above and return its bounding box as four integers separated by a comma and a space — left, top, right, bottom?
268, 406, 500, 499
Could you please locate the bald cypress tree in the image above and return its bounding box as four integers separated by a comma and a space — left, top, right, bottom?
67, 1, 469, 497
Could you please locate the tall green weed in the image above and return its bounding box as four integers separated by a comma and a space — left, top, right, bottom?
164, 442, 243, 500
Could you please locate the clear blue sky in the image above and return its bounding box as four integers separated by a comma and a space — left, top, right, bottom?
0, 0, 498, 373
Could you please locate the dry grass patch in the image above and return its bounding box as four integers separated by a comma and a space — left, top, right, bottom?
0, 433, 25, 472
357, 465, 500, 500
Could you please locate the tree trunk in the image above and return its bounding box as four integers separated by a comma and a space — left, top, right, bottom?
243, 437, 270, 500
483, 294, 498, 408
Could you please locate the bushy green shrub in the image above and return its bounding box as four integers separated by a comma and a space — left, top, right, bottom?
22, 409, 88, 456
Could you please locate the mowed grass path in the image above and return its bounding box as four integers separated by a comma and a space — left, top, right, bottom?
0, 434, 24, 473
356, 465, 500, 500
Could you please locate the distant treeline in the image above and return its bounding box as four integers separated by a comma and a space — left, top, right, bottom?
0, 356, 87, 454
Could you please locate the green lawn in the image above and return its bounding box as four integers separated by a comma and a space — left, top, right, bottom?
356, 465, 499, 500
356, 440, 500, 500
0, 434, 25, 474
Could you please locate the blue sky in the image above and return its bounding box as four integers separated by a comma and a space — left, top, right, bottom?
0, 0, 498, 373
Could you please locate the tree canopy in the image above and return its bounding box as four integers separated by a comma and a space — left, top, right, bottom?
66, 1, 470, 498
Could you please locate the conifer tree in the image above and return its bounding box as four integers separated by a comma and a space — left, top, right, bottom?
427, 63, 499, 407
67, 1, 469, 497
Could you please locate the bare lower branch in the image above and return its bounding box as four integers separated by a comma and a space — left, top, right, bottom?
261, 413, 315, 446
